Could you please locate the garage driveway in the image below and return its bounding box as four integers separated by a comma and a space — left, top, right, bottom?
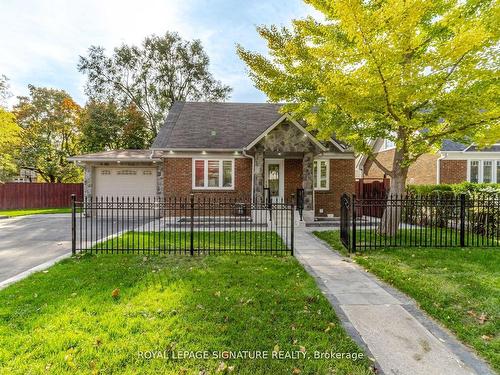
0, 214, 73, 283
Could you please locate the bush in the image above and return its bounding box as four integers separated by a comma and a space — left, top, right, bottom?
404, 183, 500, 232
407, 182, 500, 196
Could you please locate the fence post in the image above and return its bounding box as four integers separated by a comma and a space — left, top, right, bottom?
290, 204, 294, 256
460, 193, 466, 247
190, 193, 194, 256
71, 194, 76, 255
351, 194, 356, 254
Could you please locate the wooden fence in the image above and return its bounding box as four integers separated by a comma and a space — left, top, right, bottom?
0, 183, 83, 210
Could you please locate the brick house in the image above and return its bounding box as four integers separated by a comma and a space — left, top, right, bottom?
356, 139, 500, 185
69, 102, 355, 219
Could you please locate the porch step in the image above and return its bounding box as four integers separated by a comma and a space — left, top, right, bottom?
304, 217, 341, 227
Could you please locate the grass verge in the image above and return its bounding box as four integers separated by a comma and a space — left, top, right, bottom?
0, 207, 72, 217
315, 230, 500, 372
0, 253, 372, 374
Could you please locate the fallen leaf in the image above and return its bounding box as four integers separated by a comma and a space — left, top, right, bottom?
292, 368, 301, 374
481, 335, 492, 341
215, 291, 221, 297
273, 344, 280, 353
111, 288, 120, 298
299, 346, 306, 353
216, 362, 227, 373
478, 313, 488, 324
228, 365, 235, 372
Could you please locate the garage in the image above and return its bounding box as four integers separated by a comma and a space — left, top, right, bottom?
94, 166, 157, 199
68, 150, 162, 201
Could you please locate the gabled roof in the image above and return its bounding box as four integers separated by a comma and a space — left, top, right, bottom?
151, 101, 346, 151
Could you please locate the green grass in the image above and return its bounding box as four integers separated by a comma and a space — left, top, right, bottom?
315, 228, 499, 253
315, 230, 500, 372
0, 207, 72, 217
93, 231, 289, 254
0, 253, 372, 374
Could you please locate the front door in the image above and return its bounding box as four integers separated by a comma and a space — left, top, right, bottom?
265, 159, 284, 203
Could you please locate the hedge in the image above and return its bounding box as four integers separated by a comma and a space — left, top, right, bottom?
407, 182, 500, 195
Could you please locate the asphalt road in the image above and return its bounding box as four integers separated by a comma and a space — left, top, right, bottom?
0, 214, 73, 283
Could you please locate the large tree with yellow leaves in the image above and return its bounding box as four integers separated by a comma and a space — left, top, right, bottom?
238, 0, 499, 234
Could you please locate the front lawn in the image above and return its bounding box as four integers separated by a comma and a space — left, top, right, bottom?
92, 231, 289, 254
0, 207, 72, 217
0, 253, 372, 374
315, 230, 500, 372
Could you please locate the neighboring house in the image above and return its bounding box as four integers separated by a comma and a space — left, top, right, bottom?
356, 139, 500, 185
69, 102, 355, 219
10, 168, 37, 183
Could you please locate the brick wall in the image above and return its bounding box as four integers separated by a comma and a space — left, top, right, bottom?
315, 159, 355, 217
364, 149, 439, 185
163, 158, 252, 200
440, 160, 467, 184
284, 159, 303, 202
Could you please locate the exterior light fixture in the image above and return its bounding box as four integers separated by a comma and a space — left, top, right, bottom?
234, 151, 239, 155
202, 151, 207, 155
117, 160, 121, 164
169, 150, 174, 154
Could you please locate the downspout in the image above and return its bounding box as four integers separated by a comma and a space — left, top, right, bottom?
242, 149, 255, 204
436, 152, 446, 184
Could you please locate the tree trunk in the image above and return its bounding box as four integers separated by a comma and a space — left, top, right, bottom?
379, 149, 408, 236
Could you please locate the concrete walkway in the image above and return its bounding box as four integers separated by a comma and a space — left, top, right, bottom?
295, 228, 494, 375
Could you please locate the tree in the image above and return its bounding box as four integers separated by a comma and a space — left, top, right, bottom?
0, 109, 21, 182
80, 101, 150, 152
13, 85, 82, 183
78, 31, 232, 138
238, 0, 499, 234
0, 74, 11, 108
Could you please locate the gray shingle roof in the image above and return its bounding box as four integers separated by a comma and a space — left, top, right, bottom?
440, 140, 467, 151
465, 144, 500, 152
152, 102, 284, 149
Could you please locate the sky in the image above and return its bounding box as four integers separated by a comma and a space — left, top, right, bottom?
0, 0, 319, 107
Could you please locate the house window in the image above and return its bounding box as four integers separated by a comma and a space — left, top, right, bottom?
313, 160, 329, 190
469, 160, 499, 183
470, 161, 479, 183
483, 161, 492, 183
193, 159, 234, 189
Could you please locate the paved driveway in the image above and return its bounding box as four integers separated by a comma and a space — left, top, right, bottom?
0, 214, 73, 283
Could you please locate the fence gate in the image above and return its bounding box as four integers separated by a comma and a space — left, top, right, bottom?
71, 194, 294, 256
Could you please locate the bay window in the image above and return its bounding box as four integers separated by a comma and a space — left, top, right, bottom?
468, 160, 500, 183
313, 160, 329, 190
193, 159, 234, 189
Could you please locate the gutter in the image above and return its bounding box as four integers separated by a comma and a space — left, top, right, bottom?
436, 152, 446, 184
242, 150, 255, 204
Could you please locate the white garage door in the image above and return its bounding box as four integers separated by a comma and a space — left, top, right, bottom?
94, 167, 157, 199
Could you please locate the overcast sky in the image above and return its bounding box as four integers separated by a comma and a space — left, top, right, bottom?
0, 0, 318, 107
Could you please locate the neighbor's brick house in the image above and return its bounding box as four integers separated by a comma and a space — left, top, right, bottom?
357, 139, 500, 185
69, 102, 356, 219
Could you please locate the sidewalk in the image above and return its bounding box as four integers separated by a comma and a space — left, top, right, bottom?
294, 228, 494, 375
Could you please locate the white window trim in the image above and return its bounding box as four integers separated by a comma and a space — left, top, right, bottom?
467, 159, 499, 183
380, 139, 396, 151
192, 159, 235, 190
313, 159, 330, 191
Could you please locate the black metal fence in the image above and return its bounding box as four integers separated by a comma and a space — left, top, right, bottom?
340, 193, 500, 252
71, 195, 294, 255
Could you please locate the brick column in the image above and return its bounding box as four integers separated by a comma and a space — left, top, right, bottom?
302, 152, 314, 211
84, 164, 93, 201
254, 148, 264, 203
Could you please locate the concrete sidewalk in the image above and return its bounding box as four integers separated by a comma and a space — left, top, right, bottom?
295, 228, 494, 375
